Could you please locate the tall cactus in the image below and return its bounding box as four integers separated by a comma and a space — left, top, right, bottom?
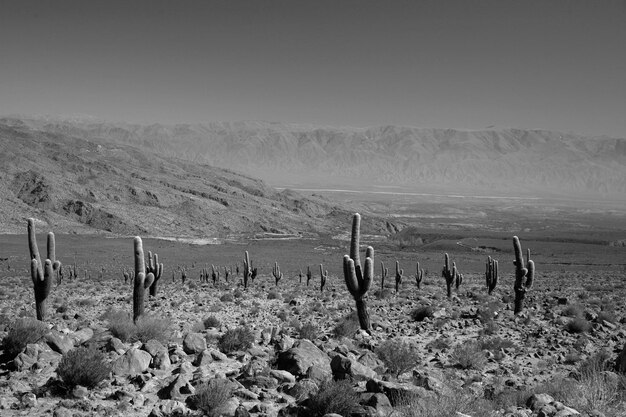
415, 262, 423, 289
28, 218, 61, 321
243, 251, 252, 289
442, 253, 455, 298
513, 236, 535, 314
319, 264, 328, 292
380, 261, 388, 293
343, 213, 374, 334
485, 256, 498, 295
272, 261, 283, 286
147, 251, 164, 297
133, 237, 155, 322
395, 260, 403, 293
306, 266, 312, 287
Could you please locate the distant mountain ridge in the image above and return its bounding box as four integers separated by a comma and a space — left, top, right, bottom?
0, 118, 396, 236
3, 116, 626, 199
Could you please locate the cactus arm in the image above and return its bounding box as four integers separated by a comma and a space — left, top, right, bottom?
350, 213, 361, 267
526, 260, 534, 289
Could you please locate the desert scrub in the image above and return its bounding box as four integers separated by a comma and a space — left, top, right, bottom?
1, 318, 49, 358
203, 315, 221, 329
562, 303, 585, 318
191, 378, 234, 417
411, 305, 434, 322
565, 317, 591, 334
56, 347, 110, 389
298, 322, 318, 341
219, 293, 234, 302
450, 341, 487, 370
306, 379, 360, 417
218, 326, 254, 353
394, 387, 495, 417
267, 289, 280, 300
104, 309, 171, 343
375, 338, 420, 377
333, 312, 360, 338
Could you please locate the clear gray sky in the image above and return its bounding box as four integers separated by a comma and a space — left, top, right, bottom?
1, 0, 625, 137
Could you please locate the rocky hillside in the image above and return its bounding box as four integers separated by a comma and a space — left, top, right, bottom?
7, 117, 626, 199
0, 119, 393, 236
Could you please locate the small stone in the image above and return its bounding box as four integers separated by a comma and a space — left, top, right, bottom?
21, 392, 37, 407
72, 385, 89, 399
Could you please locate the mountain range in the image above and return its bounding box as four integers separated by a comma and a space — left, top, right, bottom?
5, 116, 625, 200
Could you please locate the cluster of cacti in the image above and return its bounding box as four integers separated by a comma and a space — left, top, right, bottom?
123, 267, 135, 284
272, 261, 283, 286
513, 236, 535, 314
441, 253, 462, 297
28, 218, 61, 321
415, 262, 424, 289
319, 264, 328, 292
343, 213, 373, 334
133, 237, 155, 322
380, 261, 388, 294
395, 260, 403, 293
485, 256, 498, 294
211, 264, 220, 285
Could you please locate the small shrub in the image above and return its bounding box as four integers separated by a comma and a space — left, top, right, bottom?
218, 326, 255, 353
479, 319, 499, 336
299, 323, 318, 341
411, 305, 434, 322
306, 379, 360, 417
277, 310, 289, 321
376, 339, 420, 377
333, 312, 360, 339
56, 305, 69, 314
1, 318, 49, 358
219, 293, 234, 302
203, 315, 221, 329
565, 318, 591, 334
479, 336, 515, 353
426, 336, 451, 351
191, 378, 233, 417
56, 347, 110, 388
134, 315, 172, 343
233, 289, 243, 298
76, 298, 97, 307
596, 311, 617, 324
267, 290, 280, 300
450, 341, 487, 370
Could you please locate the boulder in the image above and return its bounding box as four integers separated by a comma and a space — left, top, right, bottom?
112, 348, 152, 376
276, 339, 331, 379
183, 332, 207, 354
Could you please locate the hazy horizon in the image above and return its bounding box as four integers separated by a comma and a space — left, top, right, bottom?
1, 0, 625, 138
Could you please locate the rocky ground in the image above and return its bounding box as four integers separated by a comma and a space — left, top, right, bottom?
0, 258, 625, 417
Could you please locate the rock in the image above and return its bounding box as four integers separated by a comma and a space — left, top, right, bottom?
235, 404, 251, 417
362, 392, 393, 417
161, 373, 195, 400
21, 392, 37, 407
143, 339, 167, 357
194, 349, 214, 366
72, 385, 89, 399
270, 369, 296, 383
45, 330, 75, 354
554, 406, 580, 416
413, 369, 448, 395
211, 348, 228, 361
53, 407, 73, 417
148, 400, 189, 417
72, 327, 94, 345
183, 332, 207, 354
365, 379, 431, 406
331, 354, 352, 380
538, 404, 557, 417
615, 343, 626, 373
108, 337, 127, 355
276, 339, 331, 379
527, 393, 555, 411
284, 379, 318, 401
112, 348, 152, 376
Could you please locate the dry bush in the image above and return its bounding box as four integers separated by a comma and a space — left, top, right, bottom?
267, 290, 280, 300
305, 379, 360, 417
104, 309, 171, 343
332, 312, 360, 338
562, 304, 585, 318
219, 293, 234, 302
375, 339, 420, 377
411, 305, 434, 322
426, 336, 451, 351
565, 317, 591, 334
191, 378, 233, 417
203, 315, 221, 329
56, 347, 110, 388
218, 326, 254, 353
299, 323, 318, 341
394, 387, 496, 417
449, 341, 487, 370
479, 336, 515, 353
1, 318, 49, 359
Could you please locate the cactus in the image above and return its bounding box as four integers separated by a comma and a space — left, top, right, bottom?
28, 218, 61, 321
243, 251, 252, 289
485, 256, 498, 295
298, 269, 303, 284
133, 237, 155, 322
306, 266, 312, 286
58, 264, 64, 286
272, 261, 283, 286
224, 266, 230, 282
210, 264, 219, 285
181, 267, 187, 284
513, 236, 535, 314
455, 271, 463, 290
441, 253, 455, 298
319, 264, 328, 292
415, 262, 423, 289
380, 261, 388, 293
343, 213, 374, 334
395, 260, 403, 293
147, 251, 163, 296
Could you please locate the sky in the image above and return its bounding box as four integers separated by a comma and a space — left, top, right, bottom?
0, 0, 625, 137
